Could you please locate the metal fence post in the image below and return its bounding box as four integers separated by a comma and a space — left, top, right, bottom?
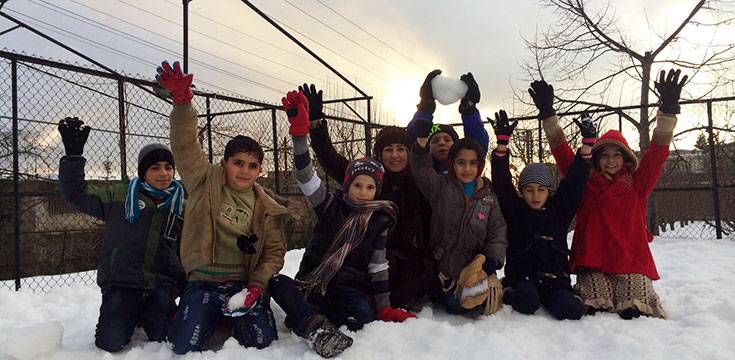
537, 118, 543, 162
12, 59, 20, 291
365, 98, 372, 157
206, 96, 213, 163
272, 108, 280, 194
707, 101, 723, 239
118, 79, 127, 180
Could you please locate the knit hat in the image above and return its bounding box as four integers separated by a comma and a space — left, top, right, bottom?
138, 143, 175, 179
591, 130, 638, 171
372, 126, 413, 161
427, 124, 459, 143
343, 157, 384, 196
518, 163, 553, 191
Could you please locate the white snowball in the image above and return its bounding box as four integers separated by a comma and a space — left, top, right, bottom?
431, 75, 468, 105
6, 321, 63, 360
227, 288, 249, 310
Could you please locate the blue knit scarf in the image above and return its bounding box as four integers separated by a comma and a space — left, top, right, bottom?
124, 177, 184, 224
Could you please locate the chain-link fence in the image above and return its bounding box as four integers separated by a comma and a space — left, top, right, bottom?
0, 51, 374, 292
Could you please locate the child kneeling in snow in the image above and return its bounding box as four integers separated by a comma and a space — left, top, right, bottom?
156, 61, 291, 353
490, 110, 593, 320
530, 69, 688, 319
410, 119, 508, 316
57, 118, 186, 352
267, 91, 416, 358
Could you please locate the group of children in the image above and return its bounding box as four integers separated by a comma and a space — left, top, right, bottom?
56, 61, 686, 357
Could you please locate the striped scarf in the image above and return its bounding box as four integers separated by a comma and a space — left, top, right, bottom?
124, 177, 184, 224
297, 192, 398, 296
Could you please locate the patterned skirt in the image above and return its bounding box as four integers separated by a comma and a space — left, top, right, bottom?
574, 268, 666, 319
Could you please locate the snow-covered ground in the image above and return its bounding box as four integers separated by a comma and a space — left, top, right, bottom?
1, 231, 734, 360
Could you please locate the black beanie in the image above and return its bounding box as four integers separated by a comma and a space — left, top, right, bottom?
343, 157, 384, 196
427, 124, 459, 143
373, 126, 413, 161
138, 143, 175, 179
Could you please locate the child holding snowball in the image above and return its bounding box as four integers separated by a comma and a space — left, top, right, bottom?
155, 60, 291, 354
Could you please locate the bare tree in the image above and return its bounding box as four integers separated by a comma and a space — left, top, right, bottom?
519, 0, 735, 151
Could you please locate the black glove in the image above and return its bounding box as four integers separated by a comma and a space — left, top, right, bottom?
237, 234, 258, 254
298, 83, 324, 121
57, 117, 91, 156
528, 80, 556, 119
414, 119, 434, 139
417, 69, 442, 114
489, 110, 518, 145
654, 69, 687, 115
573, 112, 597, 146
459, 72, 480, 115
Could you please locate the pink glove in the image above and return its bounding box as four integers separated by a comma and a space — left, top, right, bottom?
281, 90, 310, 136
156, 61, 194, 104
377, 306, 417, 322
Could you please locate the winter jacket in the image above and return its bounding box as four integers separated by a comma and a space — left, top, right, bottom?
169, 103, 290, 291
543, 111, 676, 280
309, 121, 437, 307
407, 109, 490, 155
58, 157, 187, 292
409, 142, 507, 279
491, 150, 590, 290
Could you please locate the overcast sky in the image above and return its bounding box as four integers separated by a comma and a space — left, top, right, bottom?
1, 0, 729, 144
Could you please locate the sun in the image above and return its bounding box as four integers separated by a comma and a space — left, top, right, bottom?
381, 77, 422, 126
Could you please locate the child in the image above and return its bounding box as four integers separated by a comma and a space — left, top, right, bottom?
267, 90, 416, 358
407, 70, 490, 174
57, 118, 186, 352
409, 118, 507, 316
490, 110, 594, 320
156, 61, 291, 353
529, 69, 688, 319
299, 83, 437, 309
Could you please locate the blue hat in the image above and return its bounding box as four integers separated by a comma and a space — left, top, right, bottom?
518, 163, 553, 191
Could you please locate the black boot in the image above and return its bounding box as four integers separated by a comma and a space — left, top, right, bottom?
297, 314, 353, 358
619, 307, 642, 320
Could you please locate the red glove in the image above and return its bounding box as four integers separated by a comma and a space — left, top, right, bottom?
156, 61, 194, 104
223, 285, 263, 316
281, 90, 310, 136
243, 285, 263, 307
377, 306, 417, 322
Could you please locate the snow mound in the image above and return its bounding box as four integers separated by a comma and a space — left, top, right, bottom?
5, 321, 63, 360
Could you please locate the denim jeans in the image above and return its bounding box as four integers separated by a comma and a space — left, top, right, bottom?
269, 274, 375, 332
95, 284, 178, 352
166, 281, 277, 354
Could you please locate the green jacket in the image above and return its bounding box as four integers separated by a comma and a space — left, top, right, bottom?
58, 156, 187, 292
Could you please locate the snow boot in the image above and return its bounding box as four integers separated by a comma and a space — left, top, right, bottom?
297, 314, 353, 358
619, 307, 642, 320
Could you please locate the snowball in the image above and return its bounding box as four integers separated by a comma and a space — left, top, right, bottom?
431, 75, 468, 105
6, 321, 63, 360
227, 288, 250, 311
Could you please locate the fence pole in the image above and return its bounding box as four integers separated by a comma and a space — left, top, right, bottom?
183, 0, 189, 74
272, 108, 280, 194
118, 79, 127, 180
11, 59, 20, 291
365, 98, 372, 157
706, 101, 722, 239
537, 118, 543, 162
206, 96, 213, 163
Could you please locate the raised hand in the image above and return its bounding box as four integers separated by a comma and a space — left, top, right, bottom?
413, 118, 433, 139
377, 306, 417, 322
418, 69, 442, 114
654, 69, 688, 114
459, 72, 480, 115
528, 80, 555, 119
298, 83, 324, 121
156, 61, 194, 105
58, 117, 91, 156
573, 112, 597, 147
282, 90, 310, 136
489, 110, 517, 145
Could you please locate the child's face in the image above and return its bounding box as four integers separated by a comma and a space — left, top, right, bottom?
220, 152, 262, 191
453, 148, 480, 183
521, 183, 549, 210
347, 174, 377, 203
380, 143, 409, 173
430, 133, 454, 163
597, 145, 624, 177
143, 161, 174, 190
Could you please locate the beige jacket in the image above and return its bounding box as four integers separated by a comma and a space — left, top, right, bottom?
169, 103, 290, 290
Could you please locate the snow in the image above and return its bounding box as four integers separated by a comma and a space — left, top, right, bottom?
431, 74, 468, 105
1, 230, 734, 360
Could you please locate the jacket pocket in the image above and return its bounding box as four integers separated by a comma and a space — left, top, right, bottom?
163, 213, 185, 243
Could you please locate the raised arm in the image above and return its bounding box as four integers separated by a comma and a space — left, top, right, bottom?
459, 72, 489, 155
553, 113, 595, 222
529, 80, 574, 175
407, 69, 441, 139
489, 110, 521, 212
408, 119, 446, 206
